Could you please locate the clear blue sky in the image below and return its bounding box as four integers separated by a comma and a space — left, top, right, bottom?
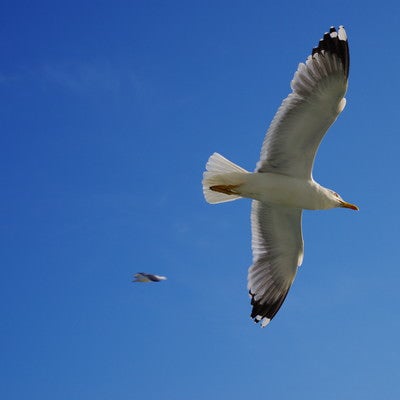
2, 1, 400, 399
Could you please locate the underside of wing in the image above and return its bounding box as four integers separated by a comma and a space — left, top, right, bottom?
248, 201, 304, 326
256, 26, 349, 179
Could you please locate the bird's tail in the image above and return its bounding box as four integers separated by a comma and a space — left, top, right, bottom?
202, 152, 249, 204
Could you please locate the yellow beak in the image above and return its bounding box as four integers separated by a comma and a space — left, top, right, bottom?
340, 200, 359, 211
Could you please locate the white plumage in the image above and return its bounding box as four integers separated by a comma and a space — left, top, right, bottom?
202, 26, 358, 327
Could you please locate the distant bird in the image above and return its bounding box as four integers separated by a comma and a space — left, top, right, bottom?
202, 26, 358, 327
132, 272, 167, 283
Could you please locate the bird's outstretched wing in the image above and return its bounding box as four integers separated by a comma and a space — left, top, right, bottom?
256, 26, 349, 179
248, 201, 303, 327
248, 26, 350, 326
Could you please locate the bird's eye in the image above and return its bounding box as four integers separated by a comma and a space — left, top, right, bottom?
333, 192, 339, 198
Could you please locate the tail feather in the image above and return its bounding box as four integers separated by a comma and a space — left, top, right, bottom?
202, 153, 249, 204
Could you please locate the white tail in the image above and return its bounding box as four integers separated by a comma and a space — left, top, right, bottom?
202, 153, 249, 204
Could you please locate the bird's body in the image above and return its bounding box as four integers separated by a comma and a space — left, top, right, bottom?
133, 273, 167, 283
202, 26, 358, 327
208, 166, 344, 210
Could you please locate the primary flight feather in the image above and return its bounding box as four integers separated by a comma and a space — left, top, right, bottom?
202, 26, 358, 327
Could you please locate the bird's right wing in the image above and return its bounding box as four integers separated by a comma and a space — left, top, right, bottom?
256, 26, 349, 179
248, 201, 304, 327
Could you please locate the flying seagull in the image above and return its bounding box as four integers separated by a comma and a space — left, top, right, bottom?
202, 26, 358, 327
132, 273, 167, 283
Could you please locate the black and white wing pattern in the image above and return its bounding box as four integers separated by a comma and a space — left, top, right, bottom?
256, 26, 349, 179
248, 202, 303, 327
248, 26, 350, 326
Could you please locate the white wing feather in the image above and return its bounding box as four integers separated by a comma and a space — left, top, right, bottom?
248, 201, 303, 326
256, 50, 348, 179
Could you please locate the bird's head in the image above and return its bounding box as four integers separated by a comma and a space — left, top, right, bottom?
328, 189, 359, 210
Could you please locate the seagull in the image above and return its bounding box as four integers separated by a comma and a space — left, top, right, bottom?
202, 26, 358, 327
132, 273, 167, 283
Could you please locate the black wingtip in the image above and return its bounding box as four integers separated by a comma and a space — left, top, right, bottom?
311, 26, 350, 78
249, 288, 291, 327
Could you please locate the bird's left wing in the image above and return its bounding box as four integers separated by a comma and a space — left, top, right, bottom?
248, 201, 304, 326
256, 26, 349, 179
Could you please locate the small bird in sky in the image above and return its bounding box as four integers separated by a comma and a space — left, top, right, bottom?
132, 272, 167, 283
202, 26, 358, 327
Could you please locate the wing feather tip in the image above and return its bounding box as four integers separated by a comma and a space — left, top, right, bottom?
249, 285, 292, 327
253, 314, 271, 328
311, 25, 349, 78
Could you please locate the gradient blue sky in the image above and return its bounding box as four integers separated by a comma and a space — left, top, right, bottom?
2, 1, 400, 399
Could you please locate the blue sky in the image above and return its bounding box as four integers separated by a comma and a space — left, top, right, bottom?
2, 1, 400, 399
